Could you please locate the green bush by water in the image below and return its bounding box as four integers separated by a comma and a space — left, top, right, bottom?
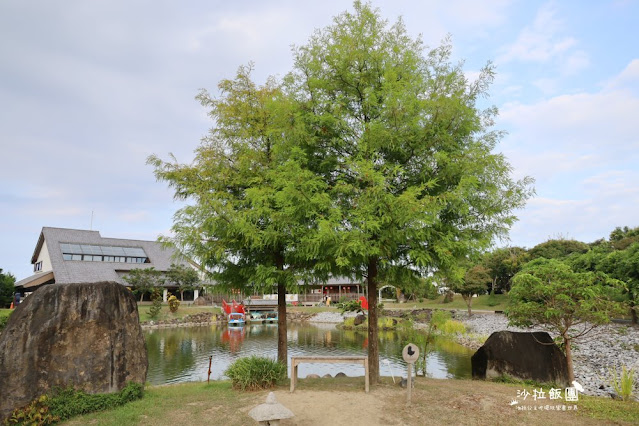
224, 356, 286, 391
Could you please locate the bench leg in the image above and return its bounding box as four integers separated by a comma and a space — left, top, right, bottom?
364, 362, 369, 393
290, 363, 297, 392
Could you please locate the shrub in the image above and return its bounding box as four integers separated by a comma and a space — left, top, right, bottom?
486, 291, 500, 307
147, 288, 163, 319
0, 315, 9, 333
343, 317, 356, 327
378, 317, 395, 330
338, 300, 363, 314
4, 382, 143, 425
168, 294, 180, 313
4, 395, 59, 425
225, 356, 286, 391
48, 382, 143, 420
429, 310, 451, 329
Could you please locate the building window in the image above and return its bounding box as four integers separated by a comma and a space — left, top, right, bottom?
60, 243, 149, 264
34, 261, 43, 272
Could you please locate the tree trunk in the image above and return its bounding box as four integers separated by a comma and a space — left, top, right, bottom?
140, 292, 144, 303
367, 256, 380, 384
464, 295, 472, 316
276, 254, 287, 365
564, 336, 574, 385
180, 290, 184, 302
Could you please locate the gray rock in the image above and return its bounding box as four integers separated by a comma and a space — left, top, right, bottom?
0, 282, 147, 421
472, 331, 568, 386
399, 377, 414, 388
335, 372, 347, 378
306, 374, 320, 379
323, 374, 333, 378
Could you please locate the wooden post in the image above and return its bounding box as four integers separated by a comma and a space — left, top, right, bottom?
207, 356, 212, 383
407, 362, 413, 406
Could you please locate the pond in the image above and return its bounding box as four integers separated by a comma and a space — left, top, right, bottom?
144, 323, 474, 385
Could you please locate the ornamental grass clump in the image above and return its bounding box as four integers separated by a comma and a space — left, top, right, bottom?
607, 365, 636, 402
224, 356, 286, 391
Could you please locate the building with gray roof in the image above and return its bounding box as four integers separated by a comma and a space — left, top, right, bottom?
15, 227, 197, 300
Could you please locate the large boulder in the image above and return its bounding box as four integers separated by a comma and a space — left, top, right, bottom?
0, 282, 147, 420
471, 331, 568, 386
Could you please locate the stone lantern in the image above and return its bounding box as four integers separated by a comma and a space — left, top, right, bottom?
248, 392, 294, 425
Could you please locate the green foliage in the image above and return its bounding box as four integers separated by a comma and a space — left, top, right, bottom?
0, 269, 16, 309
166, 263, 200, 302
4, 383, 143, 425
122, 268, 165, 302
606, 365, 636, 402
147, 288, 163, 319
481, 247, 529, 293
48, 382, 143, 420
378, 317, 395, 330
4, 395, 59, 426
507, 258, 627, 382
338, 299, 364, 314
0, 314, 9, 333
167, 294, 180, 313
224, 356, 286, 391
430, 310, 452, 328
528, 239, 589, 261
486, 291, 500, 307
452, 265, 491, 315
440, 320, 467, 335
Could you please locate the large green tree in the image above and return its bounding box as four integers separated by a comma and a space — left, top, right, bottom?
0, 269, 16, 308
507, 258, 626, 384
482, 247, 529, 293
287, 2, 533, 383
149, 65, 332, 364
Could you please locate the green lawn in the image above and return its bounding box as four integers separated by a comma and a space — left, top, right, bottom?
384, 293, 509, 312
0, 309, 12, 319
137, 305, 221, 323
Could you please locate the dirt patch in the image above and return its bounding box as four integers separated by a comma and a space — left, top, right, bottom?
245, 379, 621, 426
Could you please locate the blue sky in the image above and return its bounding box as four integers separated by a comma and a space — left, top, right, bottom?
1, 1, 638, 280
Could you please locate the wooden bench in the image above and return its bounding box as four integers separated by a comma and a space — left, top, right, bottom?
290, 355, 369, 393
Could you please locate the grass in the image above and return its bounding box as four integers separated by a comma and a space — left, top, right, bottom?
137, 305, 221, 323
0, 308, 12, 319
385, 293, 510, 312
58, 378, 639, 426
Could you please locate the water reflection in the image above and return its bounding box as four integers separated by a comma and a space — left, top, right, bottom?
144, 323, 474, 385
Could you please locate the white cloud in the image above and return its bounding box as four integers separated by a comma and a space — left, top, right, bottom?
497, 2, 589, 78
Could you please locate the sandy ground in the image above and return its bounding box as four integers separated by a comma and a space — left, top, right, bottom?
238, 378, 620, 426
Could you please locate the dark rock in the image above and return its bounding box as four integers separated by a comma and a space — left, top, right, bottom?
471, 331, 568, 386
335, 372, 347, 378
0, 282, 147, 420
322, 374, 332, 378
354, 314, 366, 326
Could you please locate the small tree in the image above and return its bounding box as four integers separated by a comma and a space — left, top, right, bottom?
122, 268, 165, 302
507, 258, 627, 384
147, 288, 163, 319
166, 263, 200, 302
452, 265, 491, 316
